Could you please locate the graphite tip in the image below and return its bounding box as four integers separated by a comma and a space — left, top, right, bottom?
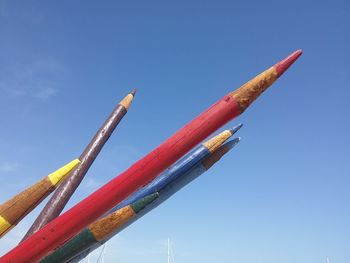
217, 137, 241, 151
227, 137, 241, 148
274, 49, 303, 77
229, 123, 243, 135
130, 89, 137, 97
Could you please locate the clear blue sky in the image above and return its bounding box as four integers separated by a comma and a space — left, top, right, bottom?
0, 1, 349, 262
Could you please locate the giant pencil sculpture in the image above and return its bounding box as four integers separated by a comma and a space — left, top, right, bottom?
0, 159, 80, 238
41, 193, 159, 263
23, 90, 137, 240
113, 127, 241, 211
72, 139, 240, 263
1, 50, 302, 262
42, 132, 240, 263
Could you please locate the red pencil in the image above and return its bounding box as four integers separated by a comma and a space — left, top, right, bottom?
0, 50, 302, 263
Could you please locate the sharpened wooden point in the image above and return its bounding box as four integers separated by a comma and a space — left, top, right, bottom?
23, 90, 137, 241
119, 90, 136, 110
230, 50, 302, 112
229, 123, 243, 135
203, 124, 242, 153
202, 137, 240, 170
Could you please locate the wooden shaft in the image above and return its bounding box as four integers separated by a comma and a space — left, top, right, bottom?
70, 139, 240, 263
111, 126, 240, 213
41, 193, 158, 263
40, 129, 237, 262
23, 91, 136, 240
1, 51, 301, 262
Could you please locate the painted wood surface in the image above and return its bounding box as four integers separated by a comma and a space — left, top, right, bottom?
230, 50, 302, 112
70, 139, 240, 263
1, 51, 301, 263
22, 90, 136, 241
41, 128, 240, 262
41, 193, 158, 263
0, 159, 80, 238
110, 126, 241, 213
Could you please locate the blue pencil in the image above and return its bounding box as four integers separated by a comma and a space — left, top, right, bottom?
42, 126, 241, 263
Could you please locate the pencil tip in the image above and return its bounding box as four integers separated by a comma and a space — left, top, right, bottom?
130, 89, 137, 97
274, 49, 303, 77
119, 90, 136, 110
203, 128, 236, 153
201, 137, 240, 170
226, 137, 241, 148
229, 50, 302, 112
229, 123, 243, 135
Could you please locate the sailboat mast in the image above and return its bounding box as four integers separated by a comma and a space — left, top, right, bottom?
168, 238, 170, 263
101, 244, 106, 263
